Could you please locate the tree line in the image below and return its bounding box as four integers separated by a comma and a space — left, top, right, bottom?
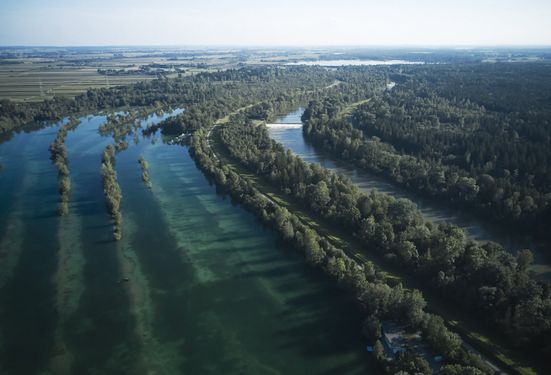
49, 117, 80, 216
138, 155, 151, 189
86, 66, 339, 242
301, 62, 551, 240
101, 145, 122, 241
188, 118, 494, 375
0, 65, 336, 134
99, 111, 143, 140
218, 113, 551, 368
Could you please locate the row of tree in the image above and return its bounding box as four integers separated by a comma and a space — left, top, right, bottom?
49, 117, 80, 216
218, 113, 551, 367
101, 145, 123, 241
138, 155, 152, 189
189, 122, 493, 375
0, 65, 336, 135
300, 63, 551, 238
158, 78, 338, 135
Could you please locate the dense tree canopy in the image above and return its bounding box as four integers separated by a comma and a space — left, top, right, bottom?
188, 117, 493, 374
302, 62, 551, 240
0, 66, 336, 134
218, 112, 551, 364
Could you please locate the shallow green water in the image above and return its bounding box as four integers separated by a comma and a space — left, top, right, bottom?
0, 112, 378, 374
0, 122, 62, 374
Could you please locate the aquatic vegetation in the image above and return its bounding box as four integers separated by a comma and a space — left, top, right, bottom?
115, 140, 129, 152
99, 112, 141, 140
138, 155, 151, 189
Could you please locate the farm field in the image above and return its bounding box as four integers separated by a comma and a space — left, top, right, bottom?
0, 50, 233, 101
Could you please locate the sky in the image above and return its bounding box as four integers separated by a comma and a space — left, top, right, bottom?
1, 0, 551, 46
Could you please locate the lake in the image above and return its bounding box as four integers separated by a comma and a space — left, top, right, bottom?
286, 59, 424, 66
0, 110, 380, 374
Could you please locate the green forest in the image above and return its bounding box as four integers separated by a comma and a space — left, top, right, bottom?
302, 63, 551, 238
215, 111, 550, 367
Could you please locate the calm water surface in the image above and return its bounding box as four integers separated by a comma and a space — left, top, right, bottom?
286, 59, 424, 66
0, 110, 378, 374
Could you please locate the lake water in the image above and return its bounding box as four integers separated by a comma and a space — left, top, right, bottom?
287, 59, 423, 66
268, 108, 550, 279
0, 110, 378, 374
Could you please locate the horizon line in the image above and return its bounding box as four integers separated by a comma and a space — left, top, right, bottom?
1, 44, 551, 49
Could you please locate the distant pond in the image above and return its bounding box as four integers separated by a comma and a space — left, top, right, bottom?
286, 59, 424, 66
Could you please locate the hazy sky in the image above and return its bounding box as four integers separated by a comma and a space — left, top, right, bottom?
1, 0, 550, 46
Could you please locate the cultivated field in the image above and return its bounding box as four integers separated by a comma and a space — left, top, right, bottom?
0, 60, 156, 101
0, 51, 228, 101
